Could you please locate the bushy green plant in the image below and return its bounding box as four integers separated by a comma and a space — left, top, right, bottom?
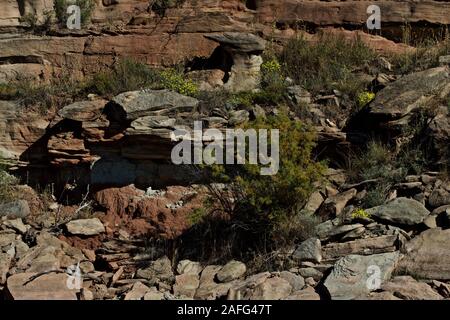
160, 69, 199, 96
88, 58, 161, 97
351, 208, 371, 220
350, 140, 427, 208
391, 37, 450, 74
54, 0, 94, 27
203, 111, 325, 249
0, 168, 19, 203
0, 74, 85, 113
357, 91, 375, 108
280, 34, 377, 98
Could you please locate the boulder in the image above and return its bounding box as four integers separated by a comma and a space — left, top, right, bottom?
195, 265, 233, 300
0, 200, 30, 218
316, 222, 364, 240
381, 276, 442, 300
366, 197, 430, 226
279, 271, 305, 291
324, 252, 400, 300
5, 272, 78, 300
317, 188, 357, 218
58, 100, 107, 122
249, 277, 292, 300
302, 191, 324, 215
176, 260, 202, 275
0, 252, 12, 284
397, 228, 450, 280
285, 286, 320, 300
109, 89, 199, 121
3, 218, 28, 234
216, 260, 246, 283
321, 235, 399, 260
143, 287, 165, 300
429, 187, 450, 208
66, 218, 105, 236
368, 66, 450, 119
173, 273, 200, 298
136, 256, 174, 283
124, 282, 151, 300
292, 237, 322, 263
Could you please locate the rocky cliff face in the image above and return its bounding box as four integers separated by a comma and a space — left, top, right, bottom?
2, 0, 445, 83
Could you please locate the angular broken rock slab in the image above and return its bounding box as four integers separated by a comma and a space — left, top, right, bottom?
204, 32, 266, 53
0, 252, 12, 284
324, 252, 400, 300
285, 286, 320, 300
173, 273, 200, 298
369, 66, 450, 119
397, 228, 450, 280
109, 89, 199, 121
381, 276, 442, 300
292, 237, 322, 263
5, 272, 78, 300
366, 197, 430, 226
136, 256, 174, 283
249, 277, 292, 300
216, 260, 246, 283
321, 235, 399, 260
58, 99, 107, 122
279, 271, 305, 291
0, 200, 30, 218
176, 260, 202, 275
124, 282, 151, 300
66, 218, 105, 236
318, 188, 357, 218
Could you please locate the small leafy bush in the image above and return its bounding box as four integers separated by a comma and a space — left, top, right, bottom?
391, 37, 450, 74
357, 91, 375, 108
200, 111, 326, 250
280, 34, 377, 98
88, 58, 161, 97
350, 140, 427, 208
0, 75, 86, 113
351, 208, 371, 220
160, 69, 199, 96
0, 168, 19, 203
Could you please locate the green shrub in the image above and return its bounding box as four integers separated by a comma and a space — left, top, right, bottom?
160, 69, 199, 96
350, 140, 427, 208
54, 0, 94, 27
280, 34, 377, 99
0, 75, 85, 113
357, 91, 375, 108
351, 208, 371, 220
202, 111, 325, 249
88, 59, 198, 97
391, 37, 450, 74
0, 168, 18, 203
88, 58, 161, 97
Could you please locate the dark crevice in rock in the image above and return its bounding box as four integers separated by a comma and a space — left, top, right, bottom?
0, 55, 44, 65
245, 0, 257, 11
186, 46, 233, 83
